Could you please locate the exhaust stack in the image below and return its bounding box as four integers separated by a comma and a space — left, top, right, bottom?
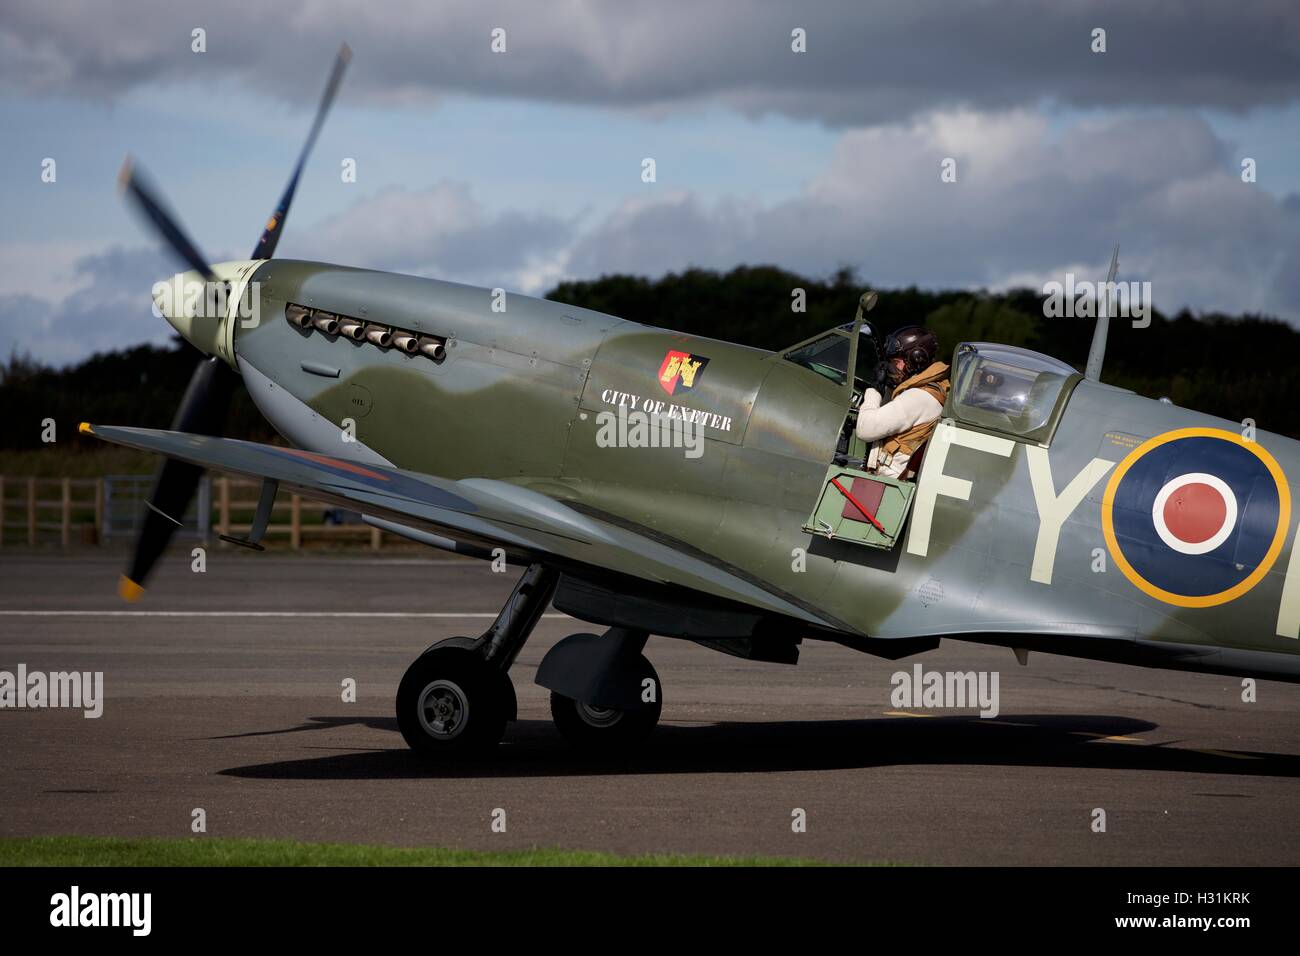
284, 301, 446, 362
364, 324, 393, 347
312, 311, 340, 335
418, 337, 447, 361
286, 304, 313, 329
337, 318, 366, 340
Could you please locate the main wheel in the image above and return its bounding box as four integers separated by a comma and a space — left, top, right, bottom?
549, 655, 662, 749
396, 647, 509, 757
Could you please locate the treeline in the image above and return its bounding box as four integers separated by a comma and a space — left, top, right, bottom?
1, 344, 277, 451
4, 265, 1299, 450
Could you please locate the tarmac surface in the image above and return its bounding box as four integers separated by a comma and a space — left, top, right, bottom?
1, 552, 1298, 865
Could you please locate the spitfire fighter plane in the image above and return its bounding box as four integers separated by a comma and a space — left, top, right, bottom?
85, 47, 1300, 757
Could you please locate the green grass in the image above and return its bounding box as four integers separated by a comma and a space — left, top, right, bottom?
0, 836, 838, 867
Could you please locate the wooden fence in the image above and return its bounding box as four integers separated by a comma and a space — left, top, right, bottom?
0, 476, 102, 548
0, 474, 387, 550
213, 476, 384, 550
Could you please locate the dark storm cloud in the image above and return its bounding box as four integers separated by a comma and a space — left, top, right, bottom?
2, 0, 1298, 123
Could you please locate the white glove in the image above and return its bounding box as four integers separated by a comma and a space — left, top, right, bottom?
861, 387, 883, 411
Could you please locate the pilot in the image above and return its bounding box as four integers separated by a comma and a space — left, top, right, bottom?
854, 325, 950, 479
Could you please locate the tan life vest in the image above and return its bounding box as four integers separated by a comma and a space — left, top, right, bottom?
880, 361, 951, 459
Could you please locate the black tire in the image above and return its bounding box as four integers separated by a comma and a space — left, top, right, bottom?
549, 655, 662, 749
396, 647, 509, 757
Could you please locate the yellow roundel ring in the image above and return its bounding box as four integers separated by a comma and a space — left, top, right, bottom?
1101, 427, 1291, 608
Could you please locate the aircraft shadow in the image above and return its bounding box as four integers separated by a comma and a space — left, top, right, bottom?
200, 715, 397, 740
217, 713, 1300, 781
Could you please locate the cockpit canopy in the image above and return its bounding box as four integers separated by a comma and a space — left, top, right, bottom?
948, 343, 1081, 444
781, 322, 880, 390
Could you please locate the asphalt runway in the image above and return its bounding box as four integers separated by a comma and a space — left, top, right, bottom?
1, 552, 1297, 865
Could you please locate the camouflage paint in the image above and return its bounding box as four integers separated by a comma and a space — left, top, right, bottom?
229, 260, 1300, 671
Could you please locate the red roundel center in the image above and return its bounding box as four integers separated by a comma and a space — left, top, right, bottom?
1162, 482, 1227, 544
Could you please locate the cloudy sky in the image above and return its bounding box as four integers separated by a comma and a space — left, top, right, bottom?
3, 0, 1300, 364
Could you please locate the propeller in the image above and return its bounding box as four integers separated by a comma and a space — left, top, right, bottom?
255, 43, 351, 259
115, 43, 351, 601
118, 159, 218, 283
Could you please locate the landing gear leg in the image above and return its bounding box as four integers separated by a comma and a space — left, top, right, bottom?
396, 563, 558, 757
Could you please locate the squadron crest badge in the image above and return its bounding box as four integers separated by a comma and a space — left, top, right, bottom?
658, 349, 709, 395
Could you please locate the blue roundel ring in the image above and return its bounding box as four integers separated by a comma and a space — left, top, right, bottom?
1101, 427, 1291, 608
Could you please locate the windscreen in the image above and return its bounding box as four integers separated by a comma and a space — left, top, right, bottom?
783, 325, 880, 391
950, 343, 1079, 443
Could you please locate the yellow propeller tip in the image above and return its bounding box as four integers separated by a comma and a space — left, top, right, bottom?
78, 422, 92, 435
118, 575, 144, 603
116, 155, 134, 193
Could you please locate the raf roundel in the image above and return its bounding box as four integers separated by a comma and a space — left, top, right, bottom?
1151, 472, 1237, 556
1101, 428, 1291, 608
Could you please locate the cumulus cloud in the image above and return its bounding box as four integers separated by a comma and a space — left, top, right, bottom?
0, 245, 172, 365
0, 182, 577, 365
3, 0, 1299, 124
565, 109, 1300, 320
295, 182, 575, 293
9, 106, 1300, 367
0, 238, 105, 302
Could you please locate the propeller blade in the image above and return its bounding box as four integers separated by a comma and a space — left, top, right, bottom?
252, 42, 352, 259
117, 157, 217, 283
120, 356, 237, 600
118, 41, 351, 599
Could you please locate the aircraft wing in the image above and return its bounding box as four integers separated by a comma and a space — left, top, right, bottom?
83, 424, 831, 627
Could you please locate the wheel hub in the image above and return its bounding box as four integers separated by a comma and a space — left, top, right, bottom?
417, 679, 469, 739
577, 702, 624, 728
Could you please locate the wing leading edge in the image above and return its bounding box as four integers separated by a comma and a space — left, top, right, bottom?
82, 424, 832, 627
